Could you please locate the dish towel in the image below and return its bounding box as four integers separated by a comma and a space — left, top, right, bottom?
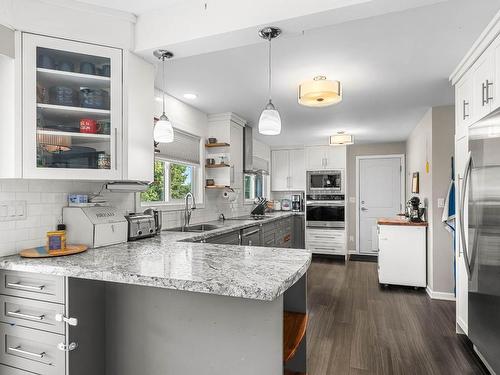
442, 179, 456, 232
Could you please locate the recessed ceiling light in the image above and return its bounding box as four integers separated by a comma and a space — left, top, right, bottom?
183, 93, 197, 99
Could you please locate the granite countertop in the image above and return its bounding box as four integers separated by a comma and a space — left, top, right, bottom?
377, 217, 428, 227
0, 211, 310, 301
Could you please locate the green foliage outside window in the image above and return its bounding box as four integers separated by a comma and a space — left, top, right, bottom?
170, 163, 192, 199
141, 160, 165, 202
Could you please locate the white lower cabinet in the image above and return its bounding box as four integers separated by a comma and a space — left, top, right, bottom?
377, 225, 426, 288
306, 228, 345, 255
455, 135, 469, 334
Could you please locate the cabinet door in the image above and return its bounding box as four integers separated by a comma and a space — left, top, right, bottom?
455, 136, 469, 334
472, 50, 494, 122
22, 33, 122, 180
289, 149, 305, 190
230, 122, 244, 190
455, 75, 473, 140
325, 145, 346, 169
305, 147, 326, 170
271, 150, 290, 191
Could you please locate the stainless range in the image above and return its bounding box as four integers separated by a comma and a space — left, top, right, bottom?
305, 194, 345, 228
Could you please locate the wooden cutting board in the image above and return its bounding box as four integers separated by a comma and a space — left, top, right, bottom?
20, 244, 88, 258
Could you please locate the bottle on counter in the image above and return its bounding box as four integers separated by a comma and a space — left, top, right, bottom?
47, 224, 66, 253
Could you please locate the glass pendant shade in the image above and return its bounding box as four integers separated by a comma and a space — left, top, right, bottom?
299, 76, 342, 107
154, 113, 174, 143
259, 101, 281, 135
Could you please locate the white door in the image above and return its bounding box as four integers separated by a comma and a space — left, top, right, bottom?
289, 149, 305, 190
358, 157, 402, 254
271, 150, 290, 191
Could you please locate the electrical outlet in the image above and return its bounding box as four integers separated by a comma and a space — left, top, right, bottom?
437, 198, 445, 208
0, 201, 27, 222
349, 235, 354, 242
349, 197, 356, 203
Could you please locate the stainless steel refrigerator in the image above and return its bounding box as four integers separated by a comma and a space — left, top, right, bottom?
460, 115, 500, 373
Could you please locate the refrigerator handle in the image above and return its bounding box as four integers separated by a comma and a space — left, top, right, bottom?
459, 151, 473, 280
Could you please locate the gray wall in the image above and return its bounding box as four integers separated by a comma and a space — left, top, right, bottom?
406, 106, 455, 295
346, 142, 407, 251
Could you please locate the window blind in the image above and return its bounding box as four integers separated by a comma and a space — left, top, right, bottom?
157, 128, 201, 165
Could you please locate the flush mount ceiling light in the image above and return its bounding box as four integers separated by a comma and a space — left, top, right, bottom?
298, 76, 342, 107
153, 49, 174, 144
183, 93, 197, 100
330, 131, 354, 146
258, 26, 282, 136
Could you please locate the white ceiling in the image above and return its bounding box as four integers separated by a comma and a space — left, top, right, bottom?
74, 0, 183, 15
153, 0, 500, 146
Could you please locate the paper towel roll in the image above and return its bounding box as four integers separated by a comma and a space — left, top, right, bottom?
222, 190, 237, 202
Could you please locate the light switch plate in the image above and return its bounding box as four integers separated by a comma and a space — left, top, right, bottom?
349, 197, 356, 203
437, 198, 445, 208
0, 201, 27, 222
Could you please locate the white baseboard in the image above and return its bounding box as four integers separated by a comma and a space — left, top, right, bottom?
426, 286, 456, 301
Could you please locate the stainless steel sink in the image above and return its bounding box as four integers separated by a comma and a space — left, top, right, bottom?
167, 224, 220, 233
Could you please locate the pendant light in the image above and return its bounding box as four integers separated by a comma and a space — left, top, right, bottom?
258, 27, 282, 136
153, 50, 174, 143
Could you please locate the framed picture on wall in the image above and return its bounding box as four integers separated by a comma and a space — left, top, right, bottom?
412, 172, 419, 194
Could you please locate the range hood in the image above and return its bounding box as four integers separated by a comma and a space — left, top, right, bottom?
243, 125, 269, 175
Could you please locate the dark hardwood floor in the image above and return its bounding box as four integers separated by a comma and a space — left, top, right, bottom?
307, 257, 489, 375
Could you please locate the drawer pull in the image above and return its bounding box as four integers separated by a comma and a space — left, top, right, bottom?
7, 310, 45, 321
57, 342, 78, 352
8, 345, 45, 359
7, 282, 45, 291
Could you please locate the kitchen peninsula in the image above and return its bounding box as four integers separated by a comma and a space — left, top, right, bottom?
0, 212, 310, 375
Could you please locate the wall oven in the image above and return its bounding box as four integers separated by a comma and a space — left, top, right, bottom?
306, 195, 345, 228
307, 170, 344, 194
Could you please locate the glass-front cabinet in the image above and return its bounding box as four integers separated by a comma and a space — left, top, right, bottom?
22, 33, 122, 179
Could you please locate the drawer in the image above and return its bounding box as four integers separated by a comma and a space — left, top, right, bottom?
0, 271, 65, 304
0, 323, 65, 375
0, 364, 35, 375
0, 295, 65, 335
306, 242, 345, 254
306, 229, 345, 240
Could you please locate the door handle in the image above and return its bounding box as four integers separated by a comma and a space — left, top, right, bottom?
361, 207, 368, 211
463, 100, 469, 119
486, 80, 494, 103
459, 151, 472, 280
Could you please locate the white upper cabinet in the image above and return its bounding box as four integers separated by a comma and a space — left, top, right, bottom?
305, 145, 346, 170
271, 149, 290, 191
271, 148, 305, 191
289, 149, 305, 191
455, 73, 473, 140
22, 33, 123, 180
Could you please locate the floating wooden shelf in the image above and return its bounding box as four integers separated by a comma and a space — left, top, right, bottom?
205, 142, 230, 148
205, 185, 230, 189
283, 311, 308, 363
205, 163, 230, 168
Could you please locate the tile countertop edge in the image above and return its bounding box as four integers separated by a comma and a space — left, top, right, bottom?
0, 253, 312, 302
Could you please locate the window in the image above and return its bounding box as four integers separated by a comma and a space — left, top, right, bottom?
244, 173, 268, 203
141, 128, 201, 207
141, 159, 196, 204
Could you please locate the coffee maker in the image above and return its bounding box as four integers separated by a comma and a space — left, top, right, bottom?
291, 194, 303, 212
406, 196, 425, 222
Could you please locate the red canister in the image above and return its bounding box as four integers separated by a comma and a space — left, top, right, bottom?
80, 118, 97, 133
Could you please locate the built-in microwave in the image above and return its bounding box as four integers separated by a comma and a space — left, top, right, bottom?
307, 170, 344, 194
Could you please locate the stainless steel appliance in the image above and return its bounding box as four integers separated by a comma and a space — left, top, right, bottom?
306, 194, 345, 228
240, 225, 261, 246
291, 194, 303, 212
144, 208, 162, 233
406, 196, 425, 222
62, 206, 128, 248
125, 213, 157, 241
460, 115, 500, 373
307, 170, 344, 194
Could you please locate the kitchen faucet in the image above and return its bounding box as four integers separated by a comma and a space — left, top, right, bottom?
183, 192, 196, 231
